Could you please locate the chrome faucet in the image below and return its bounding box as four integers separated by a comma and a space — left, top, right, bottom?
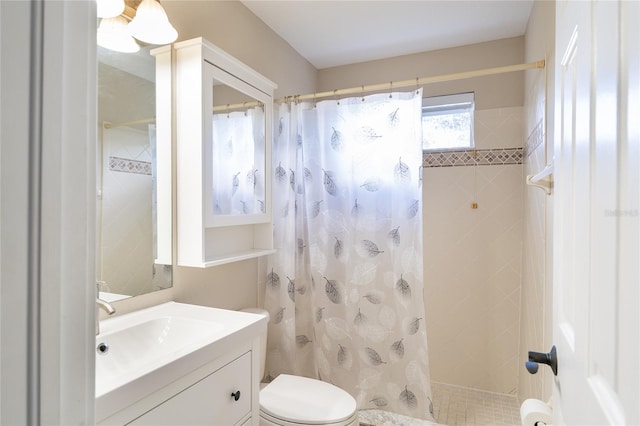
96, 284, 116, 335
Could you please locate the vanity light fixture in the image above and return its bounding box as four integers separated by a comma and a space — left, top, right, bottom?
127, 0, 178, 45
97, 0, 178, 53
97, 0, 125, 18
97, 15, 141, 53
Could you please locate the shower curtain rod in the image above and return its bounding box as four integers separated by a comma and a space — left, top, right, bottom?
109, 60, 545, 121
103, 118, 155, 129
214, 59, 545, 112
279, 59, 545, 103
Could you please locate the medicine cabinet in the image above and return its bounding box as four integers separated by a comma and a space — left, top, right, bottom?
172, 37, 277, 267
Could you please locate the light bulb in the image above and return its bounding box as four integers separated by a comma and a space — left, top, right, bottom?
97, 16, 140, 53
96, 0, 125, 18
128, 0, 178, 45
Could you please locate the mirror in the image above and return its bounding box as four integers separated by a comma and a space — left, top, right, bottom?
203, 62, 272, 229
97, 45, 172, 300
211, 80, 266, 217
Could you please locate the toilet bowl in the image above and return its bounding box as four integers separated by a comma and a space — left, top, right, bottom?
241, 308, 358, 426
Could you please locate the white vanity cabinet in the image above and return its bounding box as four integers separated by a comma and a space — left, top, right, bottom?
98, 343, 260, 426
129, 352, 252, 425
95, 303, 266, 426
172, 37, 278, 267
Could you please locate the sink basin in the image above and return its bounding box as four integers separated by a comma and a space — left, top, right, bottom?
96, 316, 223, 391
95, 301, 266, 422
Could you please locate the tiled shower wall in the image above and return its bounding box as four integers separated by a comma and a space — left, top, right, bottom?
517, 68, 547, 401
99, 126, 154, 296
518, 95, 547, 400
423, 107, 524, 395
518, 0, 555, 403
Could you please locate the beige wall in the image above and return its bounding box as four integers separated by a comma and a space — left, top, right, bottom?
164, 0, 317, 99
518, 0, 555, 403
318, 37, 525, 111
109, 0, 318, 317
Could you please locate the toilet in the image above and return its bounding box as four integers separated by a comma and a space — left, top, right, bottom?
242, 308, 358, 426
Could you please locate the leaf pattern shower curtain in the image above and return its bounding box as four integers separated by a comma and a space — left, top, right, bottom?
262, 90, 435, 420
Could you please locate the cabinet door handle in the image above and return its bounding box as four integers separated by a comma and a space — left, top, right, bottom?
231, 390, 241, 401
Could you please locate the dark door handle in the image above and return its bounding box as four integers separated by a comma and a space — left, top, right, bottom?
526, 345, 557, 376
231, 390, 241, 401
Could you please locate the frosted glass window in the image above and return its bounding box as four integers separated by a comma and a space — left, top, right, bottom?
422, 92, 474, 151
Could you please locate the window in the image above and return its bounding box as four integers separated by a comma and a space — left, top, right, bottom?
422, 92, 474, 151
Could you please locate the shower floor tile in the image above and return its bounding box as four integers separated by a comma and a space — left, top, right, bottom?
358, 382, 520, 426
358, 409, 440, 426
431, 382, 520, 426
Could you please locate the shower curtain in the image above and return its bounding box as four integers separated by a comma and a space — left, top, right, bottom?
262, 90, 434, 420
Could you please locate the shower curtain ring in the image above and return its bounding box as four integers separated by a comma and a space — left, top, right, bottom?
243, 102, 247, 116
334, 89, 340, 105
416, 77, 420, 94
389, 81, 393, 98
226, 104, 230, 118
361, 85, 365, 102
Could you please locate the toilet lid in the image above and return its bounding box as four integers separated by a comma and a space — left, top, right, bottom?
260, 374, 357, 425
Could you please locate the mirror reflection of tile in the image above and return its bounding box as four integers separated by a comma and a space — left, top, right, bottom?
109, 156, 152, 175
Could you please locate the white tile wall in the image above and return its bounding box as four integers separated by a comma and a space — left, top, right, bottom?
423, 107, 524, 395
518, 139, 547, 400
99, 126, 155, 296
475, 107, 525, 150
518, 68, 549, 402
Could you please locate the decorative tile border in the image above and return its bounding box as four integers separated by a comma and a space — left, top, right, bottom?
109, 156, 152, 175
422, 147, 523, 168
524, 119, 544, 159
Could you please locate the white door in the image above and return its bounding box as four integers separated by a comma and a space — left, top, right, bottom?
553, 0, 639, 425
0, 1, 97, 424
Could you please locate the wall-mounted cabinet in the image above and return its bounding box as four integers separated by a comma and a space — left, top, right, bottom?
172, 38, 277, 267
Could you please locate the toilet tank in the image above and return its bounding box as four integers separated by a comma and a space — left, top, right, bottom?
240, 308, 269, 381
